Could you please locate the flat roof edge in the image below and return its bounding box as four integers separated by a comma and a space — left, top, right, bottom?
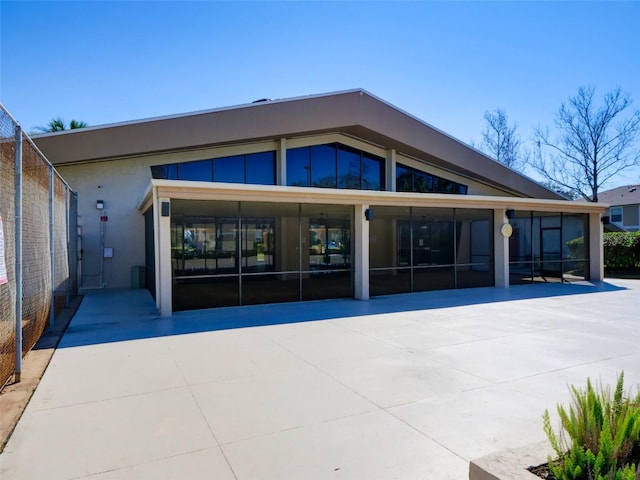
138, 180, 607, 213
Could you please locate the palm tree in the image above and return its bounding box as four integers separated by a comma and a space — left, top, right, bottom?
35, 117, 88, 133
69, 119, 88, 129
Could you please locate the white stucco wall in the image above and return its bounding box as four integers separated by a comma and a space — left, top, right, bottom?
57, 158, 153, 289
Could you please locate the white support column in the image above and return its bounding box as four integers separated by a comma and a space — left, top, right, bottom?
494, 208, 509, 288
153, 194, 173, 316
152, 192, 161, 312
386, 148, 396, 192
277, 138, 287, 186
354, 204, 370, 300
589, 212, 604, 281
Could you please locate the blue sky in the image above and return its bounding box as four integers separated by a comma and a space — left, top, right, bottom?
1, 1, 639, 187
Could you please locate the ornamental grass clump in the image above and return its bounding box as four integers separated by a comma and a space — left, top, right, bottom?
543, 372, 640, 480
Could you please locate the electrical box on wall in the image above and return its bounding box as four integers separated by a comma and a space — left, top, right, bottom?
103, 247, 113, 258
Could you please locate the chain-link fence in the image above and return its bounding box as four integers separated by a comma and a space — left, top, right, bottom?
0, 104, 77, 388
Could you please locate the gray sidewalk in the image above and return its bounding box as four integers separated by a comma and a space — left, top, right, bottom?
1, 280, 639, 479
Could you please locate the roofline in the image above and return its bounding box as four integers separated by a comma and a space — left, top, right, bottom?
31, 89, 565, 200
30, 88, 369, 138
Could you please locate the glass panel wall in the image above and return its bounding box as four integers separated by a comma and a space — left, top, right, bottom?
171, 201, 239, 310
241, 202, 300, 305
540, 212, 562, 281
151, 151, 276, 185
362, 152, 385, 191
214, 156, 244, 184
412, 207, 455, 291
287, 143, 385, 191
179, 159, 212, 182
562, 213, 589, 282
369, 206, 412, 296
455, 209, 494, 288
509, 211, 589, 285
301, 204, 352, 301
369, 206, 493, 296
509, 211, 533, 284
246, 151, 276, 185
396, 163, 468, 195
170, 200, 352, 311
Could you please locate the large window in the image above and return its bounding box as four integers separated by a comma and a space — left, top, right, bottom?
170, 200, 353, 311
509, 211, 589, 285
287, 143, 385, 191
396, 164, 467, 194
369, 206, 493, 296
151, 151, 276, 185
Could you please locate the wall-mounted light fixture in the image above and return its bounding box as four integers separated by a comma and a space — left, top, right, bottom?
161, 201, 170, 217
601, 215, 610, 224
505, 209, 515, 220
365, 208, 375, 221
96, 200, 104, 210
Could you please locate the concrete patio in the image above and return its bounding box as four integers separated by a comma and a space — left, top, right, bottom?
1, 279, 639, 479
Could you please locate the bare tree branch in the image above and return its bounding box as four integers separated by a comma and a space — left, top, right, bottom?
530, 86, 640, 202
479, 108, 525, 170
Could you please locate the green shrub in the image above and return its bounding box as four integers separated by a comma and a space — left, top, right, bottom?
566, 237, 585, 259
604, 232, 640, 270
543, 372, 640, 480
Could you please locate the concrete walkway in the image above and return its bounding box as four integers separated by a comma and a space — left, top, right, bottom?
1, 280, 639, 479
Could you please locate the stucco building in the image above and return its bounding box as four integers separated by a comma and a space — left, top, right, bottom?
598, 185, 640, 232
33, 90, 606, 316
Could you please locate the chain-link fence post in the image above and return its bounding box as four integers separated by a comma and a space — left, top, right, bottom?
65, 185, 70, 308
14, 126, 22, 383
49, 165, 55, 331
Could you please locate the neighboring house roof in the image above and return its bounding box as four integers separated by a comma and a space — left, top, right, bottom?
32, 88, 563, 200
598, 185, 640, 206
604, 222, 627, 232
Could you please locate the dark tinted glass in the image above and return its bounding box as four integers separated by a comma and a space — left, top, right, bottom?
510, 262, 533, 285
563, 261, 588, 282
242, 273, 300, 305
337, 145, 361, 189
179, 159, 212, 182
286, 147, 310, 187
369, 206, 411, 269
362, 153, 384, 190
151, 164, 178, 180
509, 211, 532, 262
562, 213, 588, 260
302, 271, 352, 300
173, 276, 239, 310
396, 163, 467, 195
311, 144, 337, 188
396, 164, 413, 192
413, 266, 455, 291
414, 171, 433, 193
241, 217, 275, 273
433, 176, 450, 193
456, 266, 493, 288
455, 209, 493, 267
370, 268, 411, 296
412, 208, 454, 266
246, 151, 276, 185
215, 156, 244, 183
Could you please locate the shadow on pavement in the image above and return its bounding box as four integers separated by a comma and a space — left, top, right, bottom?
55, 281, 627, 350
